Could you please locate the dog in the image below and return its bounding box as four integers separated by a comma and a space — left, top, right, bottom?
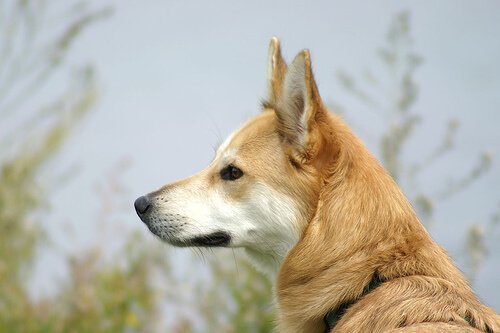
134, 37, 500, 333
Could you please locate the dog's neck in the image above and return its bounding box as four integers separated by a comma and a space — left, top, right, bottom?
273, 119, 433, 332
245, 248, 281, 278
244, 236, 298, 278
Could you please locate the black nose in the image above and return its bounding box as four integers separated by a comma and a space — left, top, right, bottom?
134, 196, 151, 215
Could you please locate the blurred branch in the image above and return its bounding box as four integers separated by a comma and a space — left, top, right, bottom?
408, 119, 459, 178
435, 152, 492, 201
462, 199, 500, 281
412, 193, 434, 223
381, 113, 421, 181
0, 2, 111, 116
0, 1, 109, 330
336, 70, 380, 109
0, 1, 40, 103
335, 10, 496, 281
491, 200, 500, 226
463, 224, 487, 283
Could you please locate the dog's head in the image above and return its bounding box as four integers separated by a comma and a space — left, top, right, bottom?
135, 38, 335, 272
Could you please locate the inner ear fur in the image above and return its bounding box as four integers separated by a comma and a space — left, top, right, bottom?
275, 49, 325, 162
265, 37, 287, 106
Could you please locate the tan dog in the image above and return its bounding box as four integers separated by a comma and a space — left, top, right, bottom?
134, 38, 500, 333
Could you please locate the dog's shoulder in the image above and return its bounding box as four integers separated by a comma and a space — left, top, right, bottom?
335, 275, 500, 333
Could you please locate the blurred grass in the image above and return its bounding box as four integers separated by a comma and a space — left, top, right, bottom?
0, 1, 167, 332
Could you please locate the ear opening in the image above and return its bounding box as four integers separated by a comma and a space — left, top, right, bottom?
276, 49, 323, 156
264, 37, 287, 107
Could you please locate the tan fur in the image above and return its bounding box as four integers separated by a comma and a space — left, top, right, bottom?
261, 39, 500, 333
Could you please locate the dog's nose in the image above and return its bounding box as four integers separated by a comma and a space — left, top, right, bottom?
134, 195, 151, 215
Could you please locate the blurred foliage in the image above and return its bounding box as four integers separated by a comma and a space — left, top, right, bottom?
199, 254, 274, 333
0, 0, 103, 325
0, 1, 169, 332
335, 11, 497, 281
165, 252, 274, 333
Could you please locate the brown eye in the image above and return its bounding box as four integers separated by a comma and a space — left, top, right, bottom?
220, 165, 244, 181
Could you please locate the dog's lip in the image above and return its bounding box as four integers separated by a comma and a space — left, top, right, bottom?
186, 231, 231, 247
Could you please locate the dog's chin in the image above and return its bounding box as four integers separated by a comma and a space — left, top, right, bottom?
187, 231, 232, 247
162, 231, 232, 248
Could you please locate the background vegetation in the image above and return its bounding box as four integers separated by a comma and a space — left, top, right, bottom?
0, 2, 497, 332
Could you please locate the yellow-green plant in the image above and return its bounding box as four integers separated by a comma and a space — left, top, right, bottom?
0, 0, 102, 328
0, 2, 171, 332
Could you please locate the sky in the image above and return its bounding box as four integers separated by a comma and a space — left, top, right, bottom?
17, 0, 500, 311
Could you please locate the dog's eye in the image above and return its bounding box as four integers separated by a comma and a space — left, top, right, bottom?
220, 165, 244, 181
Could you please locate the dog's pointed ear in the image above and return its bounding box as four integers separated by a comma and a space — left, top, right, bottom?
276, 49, 324, 160
265, 37, 287, 104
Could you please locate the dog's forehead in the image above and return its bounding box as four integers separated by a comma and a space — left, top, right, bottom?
216, 111, 277, 160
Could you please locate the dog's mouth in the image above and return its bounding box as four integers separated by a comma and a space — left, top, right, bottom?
185, 231, 231, 247
140, 213, 231, 247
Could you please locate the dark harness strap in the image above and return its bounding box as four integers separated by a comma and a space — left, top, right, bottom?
323, 275, 486, 333
323, 274, 383, 333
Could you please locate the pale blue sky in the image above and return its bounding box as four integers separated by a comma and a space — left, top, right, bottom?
21, 0, 499, 311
